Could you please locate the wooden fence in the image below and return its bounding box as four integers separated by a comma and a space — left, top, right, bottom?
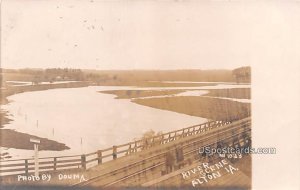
0, 119, 231, 176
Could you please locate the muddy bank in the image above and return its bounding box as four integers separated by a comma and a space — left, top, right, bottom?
0, 129, 70, 151
0, 110, 11, 127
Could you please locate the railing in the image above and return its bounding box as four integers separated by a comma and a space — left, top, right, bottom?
0, 119, 233, 177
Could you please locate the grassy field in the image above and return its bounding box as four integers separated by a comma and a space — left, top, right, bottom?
100, 88, 251, 121
206, 88, 250, 99
133, 96, 250, 121
101, 88, 250, 100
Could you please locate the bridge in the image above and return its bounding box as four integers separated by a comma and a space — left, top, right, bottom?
0, 117, 251, 188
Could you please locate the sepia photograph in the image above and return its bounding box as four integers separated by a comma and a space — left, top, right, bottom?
0, 0, 299, 190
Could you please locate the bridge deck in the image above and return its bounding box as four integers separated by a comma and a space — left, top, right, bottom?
76, 117, 251, 188
0, 117, 251, 188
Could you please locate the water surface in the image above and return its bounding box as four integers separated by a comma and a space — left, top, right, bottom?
2, 86, 206, 158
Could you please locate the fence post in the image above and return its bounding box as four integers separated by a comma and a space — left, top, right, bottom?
113, 146, 117, 160
192, 127, 195, 135
134, 141, 138, 152
160, 135, 164, 144
25, 159, 29, 175
198, 125, 202, 133
97, 150, 102, 164
53, 157, 57, 170
151, 137, 155, 146
81, 155, 86, 169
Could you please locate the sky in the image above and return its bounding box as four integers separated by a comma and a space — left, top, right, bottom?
1, 0, 299, 70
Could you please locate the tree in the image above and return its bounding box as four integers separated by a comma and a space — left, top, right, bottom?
232, 67, 251, 83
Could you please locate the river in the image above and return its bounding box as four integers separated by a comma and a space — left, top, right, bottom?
1, 84, 250, 159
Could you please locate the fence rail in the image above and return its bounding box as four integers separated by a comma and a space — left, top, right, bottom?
0, 119, 236, 176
